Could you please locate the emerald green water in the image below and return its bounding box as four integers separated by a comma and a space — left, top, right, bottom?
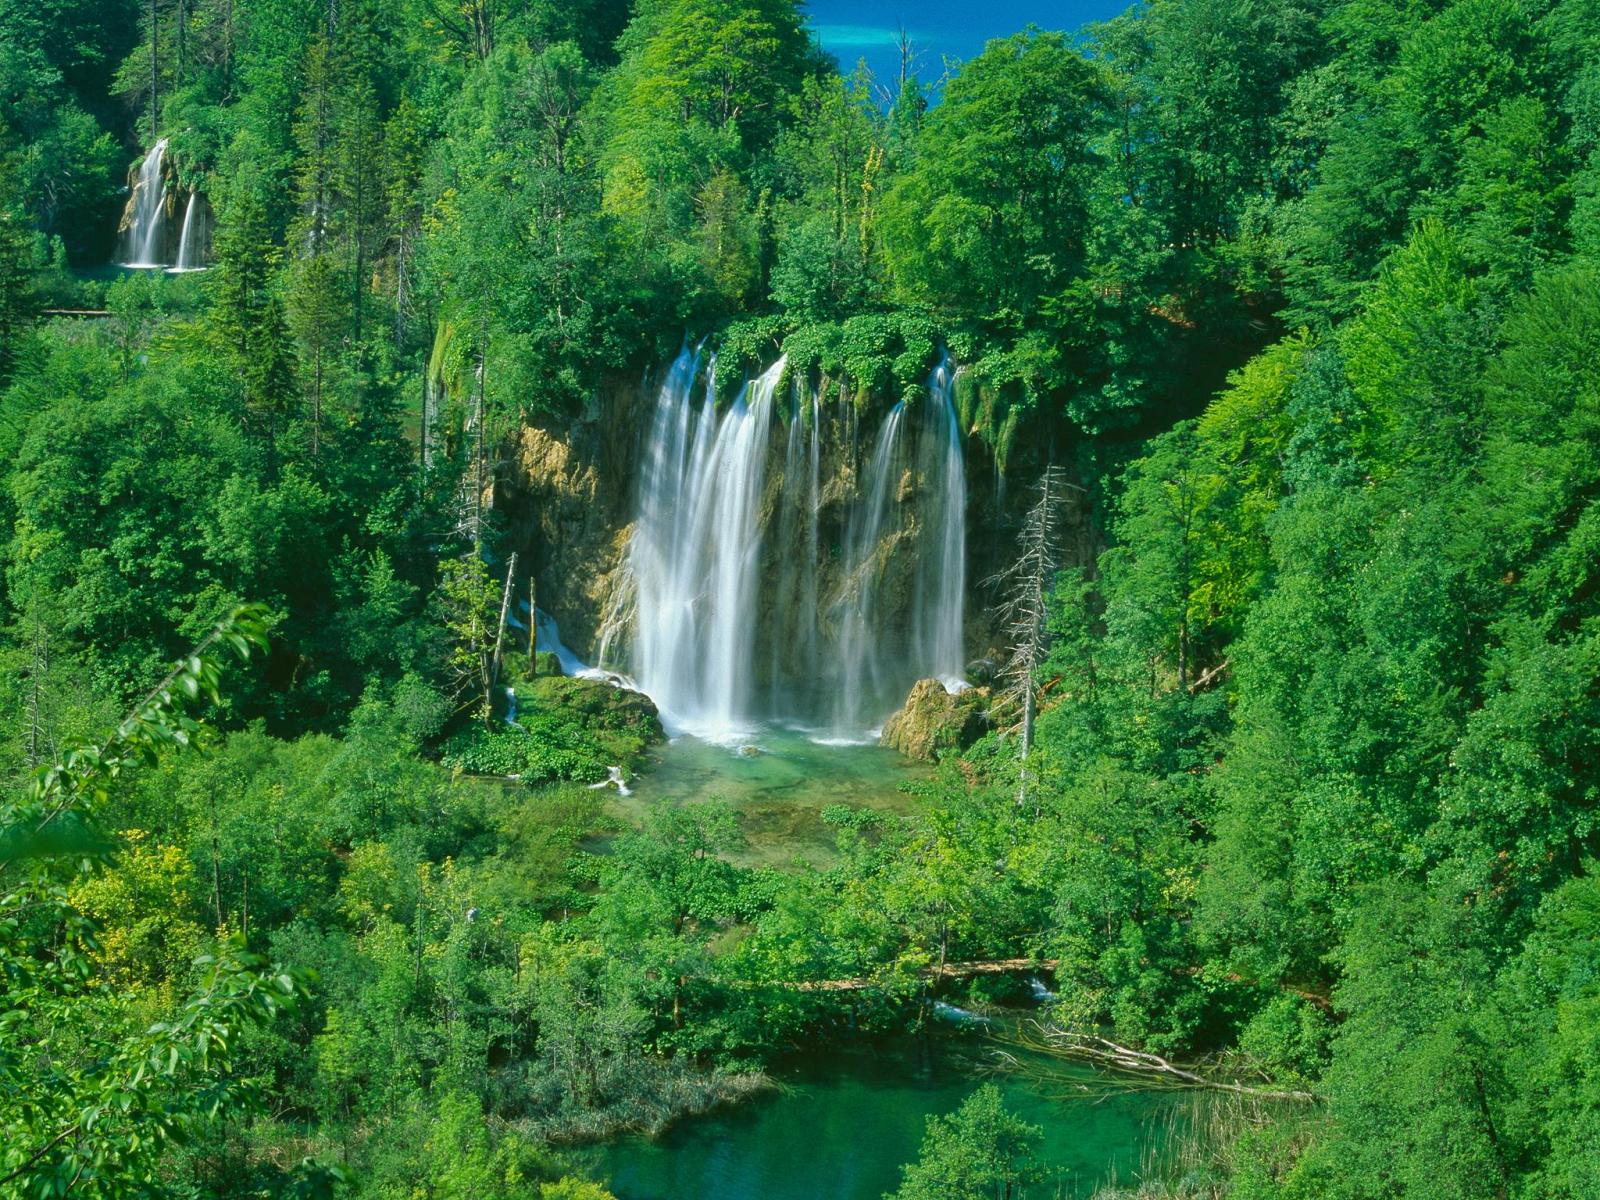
609, 727, 930, 867
581, 1030, 1176, 1199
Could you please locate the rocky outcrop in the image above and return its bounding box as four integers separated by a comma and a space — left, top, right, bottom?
521, 673, 665, 748
880, 678, 992, 762
500, 373, 650, 661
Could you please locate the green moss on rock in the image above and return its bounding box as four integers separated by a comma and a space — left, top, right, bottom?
880, 678, 992, 762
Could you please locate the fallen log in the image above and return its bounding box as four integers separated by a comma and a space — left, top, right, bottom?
790, 957, 1060, 992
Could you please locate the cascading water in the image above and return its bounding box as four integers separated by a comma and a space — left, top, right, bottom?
172, 192, 209, 272
119, 140, 170, 268
629, 352, 786, 742
617, 348, 968, 745
913, 352, 967, 690
827, 354, 969, 735
831, 400, 908, 736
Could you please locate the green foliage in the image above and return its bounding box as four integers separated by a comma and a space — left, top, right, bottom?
880, 31, 1105, 330
0, 607, 307, 1197
0, 0, 1598, 1195
887, 1083, 1043, 1200
437, 724, 608, 784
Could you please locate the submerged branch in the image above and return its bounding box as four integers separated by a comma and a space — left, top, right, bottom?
1010, 1026, 1321, 1103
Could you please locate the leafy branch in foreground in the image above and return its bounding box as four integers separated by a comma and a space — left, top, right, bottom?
0, 605, 311, 1200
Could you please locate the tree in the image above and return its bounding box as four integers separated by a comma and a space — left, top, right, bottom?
990, 465, 1071, 804
0, 608, 305, 1197
286, 251, 346, 461
0, 206, 33, 384
880, 31, 1106, 334
436, 554, 517, 727
888, 1084, 1043, 1200
210, 182, 299, 466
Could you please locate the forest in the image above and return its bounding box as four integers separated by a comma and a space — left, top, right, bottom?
2, 0, 1600, 1196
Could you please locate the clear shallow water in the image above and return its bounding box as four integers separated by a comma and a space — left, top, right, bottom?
607, 727, 929, 867
581, 1033, 1176, 1200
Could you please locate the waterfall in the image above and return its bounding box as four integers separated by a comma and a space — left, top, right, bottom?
831, 400, 907, 736
119, 140, 170, 268
629, 351, 785, 742
172, 191, 209, 272
621, 348, 968, 744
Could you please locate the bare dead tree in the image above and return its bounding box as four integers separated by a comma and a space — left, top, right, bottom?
489, 550, 517, 702
989, 466, 1074, 806
873, 24, 924, 107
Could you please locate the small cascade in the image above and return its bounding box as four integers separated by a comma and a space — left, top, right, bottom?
587, 766, 632, 796
119, 140, 170, 268
931, 1000, 991, 1027
171, 191, 210, 272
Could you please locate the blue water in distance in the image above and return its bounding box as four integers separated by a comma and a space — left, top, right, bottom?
805, 0, 1131, 86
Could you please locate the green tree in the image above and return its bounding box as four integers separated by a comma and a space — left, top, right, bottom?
888, 1084, 1043, 1200
0, 608, 305, 1198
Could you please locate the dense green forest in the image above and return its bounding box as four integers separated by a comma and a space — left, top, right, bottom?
3, 0, 1600, 1195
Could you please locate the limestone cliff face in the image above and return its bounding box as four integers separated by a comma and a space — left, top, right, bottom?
498, 372, 649, 662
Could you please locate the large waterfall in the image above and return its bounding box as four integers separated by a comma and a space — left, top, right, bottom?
618, 347, 968, 744
119, 140, 170, 268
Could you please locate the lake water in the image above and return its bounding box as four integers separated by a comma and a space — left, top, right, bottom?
580, 731, 1180, 1197
806, 0, 1130, 85
581, 1028, 1177, 1199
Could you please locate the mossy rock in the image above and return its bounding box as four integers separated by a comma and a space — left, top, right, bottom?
880, 679, 991, 762
439, 676, 664, 784
522, 675, 665, 749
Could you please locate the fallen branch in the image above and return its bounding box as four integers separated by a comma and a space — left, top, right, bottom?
788, 958, 1059, 992
1188, 658, 1230, 694
1027, 1029, 1318, 1103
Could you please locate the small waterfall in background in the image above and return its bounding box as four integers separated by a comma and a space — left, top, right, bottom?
171, 191, 210, 272
618, 348, 968, 744
119, 140, 170, 268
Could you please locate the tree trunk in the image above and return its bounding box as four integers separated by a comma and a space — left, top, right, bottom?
487, 552, 517, 726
